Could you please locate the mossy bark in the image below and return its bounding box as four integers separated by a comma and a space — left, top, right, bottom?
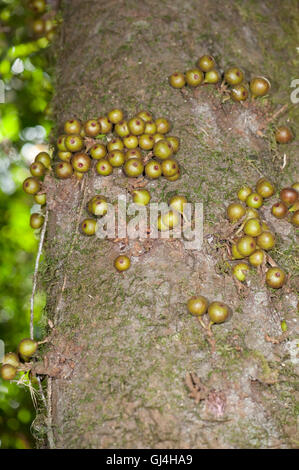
38, 0, 298, 448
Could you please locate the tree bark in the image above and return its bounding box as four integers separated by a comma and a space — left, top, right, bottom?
36, 0, 299, 448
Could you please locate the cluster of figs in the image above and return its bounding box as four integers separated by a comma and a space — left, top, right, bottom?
271, 183, 299, 226
169, 53, 272, 102
28, 0, 57, 41
226, 177, 298, 289
0, 339, 38, 381
187, 296, 231, 329
22, 108, 189, 271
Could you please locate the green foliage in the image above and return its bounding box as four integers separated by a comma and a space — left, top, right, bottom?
0, 0, 54, 448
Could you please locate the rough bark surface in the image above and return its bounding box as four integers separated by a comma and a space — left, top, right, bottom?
35, 0, 298, 448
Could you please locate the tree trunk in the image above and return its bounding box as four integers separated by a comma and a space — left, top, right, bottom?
36, 0, 299, 448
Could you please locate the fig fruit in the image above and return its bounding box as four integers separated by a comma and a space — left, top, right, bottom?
187, 296, 209, 316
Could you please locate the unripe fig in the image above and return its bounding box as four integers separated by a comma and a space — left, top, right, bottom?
144, 121, 157, 135
88, 195, 108, 217
65, 135, 84, 152
115, 120, 130, 138
114, 255, 131, 272
231, 243, 245, 260
245, 208, 260, 220
155, 118, 171, 134
237, 235, 256, 256
18, 338, 38, 359
57, 135, 68, 151
71, 153, 91, 173
208, 302, 230, 324
30, 213, 44, 229
81, 218, 97, 236
227, 203, 246, 222
266, 267, 286, 289
256, 231, 275, 251
128, 117, 145, 136
197, 55, 216, 72
161, 210, 180, 229
166, 136, 180, 153
55, 161, 73, 179
187, 296, 209, 316
58, 151, 72, 162
123, 158, 144, 177
256, 178, 275, 198
243, 218, 262, 237
96, 159, 113, 176
136, 110, 153, 122
139, 134, 154, 150
107, 109, 124, 124
34, 193, 46, 205
185, 69, 204, 87
292, 182, 299, 192
237, 185, 252, 202
30, 161, 46, 178
2, 352, 19, 368
249, 76, 271, 97
84, 119, 101, 137
161, 158, 179, 177
64, 119, 81, 135
125, 148, 142, 160
231, 84, 248, 101
153, 139, 173, 160
204, 69, 221, 84
271, 201, 288, 219
98, 116, 113, 134
0, 364, 17, 381
233, 262, 249, 282
153, 133, 164, 144
90, 143, 107, 160
169, 72, 186, 88
224, 67, 244, 86
248, 249, 265, 267
169, 195, 187, 215
280, 187, 298, 207
107, 138, 124, 152
275, 126, 293, 144
145, 160, 162, 179
35, 152, 51, 169
123, 135, 139, 149
132, 189, 151, 206
246, 192, 263, 209
108, 150, 125, 168
23, 177, 40, 195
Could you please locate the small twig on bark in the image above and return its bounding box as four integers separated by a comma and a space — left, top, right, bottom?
47, 378, 55, 449
258, 104, 288, 131
30, 209, 49, 339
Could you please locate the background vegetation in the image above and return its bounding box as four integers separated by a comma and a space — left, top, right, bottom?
0, 0, 54, 448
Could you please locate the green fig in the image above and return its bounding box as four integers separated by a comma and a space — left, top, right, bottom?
114, 255, 131, 272
187, 296, 209, 316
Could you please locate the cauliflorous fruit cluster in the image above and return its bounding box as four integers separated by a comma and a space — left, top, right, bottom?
0, 339, 38, 381
53, 110, 181, 183
271, 183, 299, 227
187, 295, 231, 327
169, 54, 271, 103
29, 0, 57, 41
227, 178, 287, 289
